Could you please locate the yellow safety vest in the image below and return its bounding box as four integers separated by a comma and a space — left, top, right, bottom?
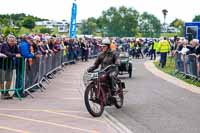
130, 42, 134, 49
158, 40, 170, 53
154, 42, 159, 51
61, 41, 67, 56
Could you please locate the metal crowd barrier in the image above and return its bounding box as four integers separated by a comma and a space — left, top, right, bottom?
62, 50, 76, 64
0, 57, 25, 100
185, 54, 198, 79
24, 50, 65, 98
174, 52, 200, 80
1, 48, 99, 100
197, 56, 200, 80
174, 52, 185, 74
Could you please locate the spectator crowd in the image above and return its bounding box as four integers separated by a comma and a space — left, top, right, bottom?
0, 33, 102, 99
0, 33, 200, 100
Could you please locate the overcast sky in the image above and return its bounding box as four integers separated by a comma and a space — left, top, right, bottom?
0, 0, 199, 23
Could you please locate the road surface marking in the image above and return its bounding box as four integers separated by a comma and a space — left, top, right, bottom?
0, 126, 30, 133
0, 108, 88, 114
62, 98, 82, 100
34, 97, 82, 101
43, 110, 106, 124
104, 112, 133, 133
0, 108, 105, 123
0, 113, 98, 133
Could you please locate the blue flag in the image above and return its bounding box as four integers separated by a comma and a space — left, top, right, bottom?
69, 1, 77, 38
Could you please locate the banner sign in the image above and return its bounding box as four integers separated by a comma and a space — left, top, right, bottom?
69, 1, 77, 38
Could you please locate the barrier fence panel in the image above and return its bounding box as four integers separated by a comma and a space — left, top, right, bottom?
186, 54, 198, 79
63, 51, 75, 64
58, 50, 63, 67
24, 58, 40, 91
51, 54, 56, 71
55, 51, 62, 68
46, 54, 53, 73
175, 52, 185, 74
174, 52, 200, 81
0, 57, 25, 99
197, 56, 200, 79
38, 56, 45, 82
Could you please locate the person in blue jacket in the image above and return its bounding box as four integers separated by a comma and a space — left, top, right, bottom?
14, 35, 35, 98
19, 35, 34, 58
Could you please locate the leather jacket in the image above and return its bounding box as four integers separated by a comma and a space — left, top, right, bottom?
89, 49, 119, 71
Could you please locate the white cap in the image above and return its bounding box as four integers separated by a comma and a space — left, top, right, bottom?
102, 38, 111, 44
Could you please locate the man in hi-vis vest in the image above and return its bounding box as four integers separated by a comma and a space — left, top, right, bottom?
158, 37, 170, 68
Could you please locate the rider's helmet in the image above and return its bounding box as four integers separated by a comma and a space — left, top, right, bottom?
101, 38, 111, 47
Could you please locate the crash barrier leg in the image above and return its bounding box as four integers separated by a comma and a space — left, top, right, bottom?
0, 57, 25, 100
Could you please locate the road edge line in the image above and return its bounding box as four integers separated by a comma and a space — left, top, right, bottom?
144, 61, 200, 94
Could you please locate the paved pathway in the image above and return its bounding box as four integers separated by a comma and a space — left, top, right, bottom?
0, 61, 118, 133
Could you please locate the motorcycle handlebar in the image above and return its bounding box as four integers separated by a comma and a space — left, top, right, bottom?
86, 64, 117, 74
100, 64, 116, 73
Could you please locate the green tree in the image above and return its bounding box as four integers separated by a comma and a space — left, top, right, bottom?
40, 27, 52, 34
2, 26, 16, 36
170, 18, 184, 36
170, 18, 184, 28
22, 16, 36, 31
139, 12, 161, 37
80, 17, 97, 35
192, 15, 200, 22
99, 6, 139, 37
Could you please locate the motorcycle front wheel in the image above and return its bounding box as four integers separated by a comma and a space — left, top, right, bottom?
84, 83, 105, 117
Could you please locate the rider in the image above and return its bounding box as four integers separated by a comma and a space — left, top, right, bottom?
88, 38, 120, 94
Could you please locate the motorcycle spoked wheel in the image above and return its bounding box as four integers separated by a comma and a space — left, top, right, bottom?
84, 83, 105, 117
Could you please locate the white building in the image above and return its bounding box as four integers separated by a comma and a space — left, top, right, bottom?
35, 20, 82, 33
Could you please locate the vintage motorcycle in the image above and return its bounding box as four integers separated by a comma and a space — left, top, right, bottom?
84, 65, 126, 117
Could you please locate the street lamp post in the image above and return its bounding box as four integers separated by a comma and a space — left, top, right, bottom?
162, 9, 168, 36
149, 24, 153, 38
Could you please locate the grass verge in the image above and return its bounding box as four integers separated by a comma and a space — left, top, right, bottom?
153, 57, 200, 87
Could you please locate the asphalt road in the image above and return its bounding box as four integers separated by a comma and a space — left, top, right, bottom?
106, 59, 200, 133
